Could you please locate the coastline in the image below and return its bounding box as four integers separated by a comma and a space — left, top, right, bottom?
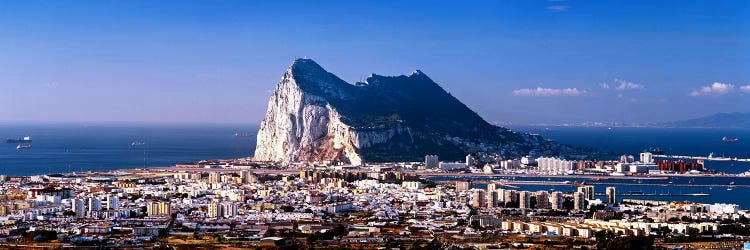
33, 161, 749, 180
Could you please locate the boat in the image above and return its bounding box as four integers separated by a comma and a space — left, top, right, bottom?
131, 141, 146, 146
234, 133, 252, 138
16, 144, 31, 150
727, 188, 733, 191
722, 137, 739, 143
646, 147, 665, 155
6, 136, 32, 143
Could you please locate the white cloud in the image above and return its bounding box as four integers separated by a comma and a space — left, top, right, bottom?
546, 5, 570, 12
600, 83, 610, 89
512, 87, 586, 97
690, 82, 735, 96
616, 93, 638, 103
741, 85, 750, 93
614, 79, 644, 90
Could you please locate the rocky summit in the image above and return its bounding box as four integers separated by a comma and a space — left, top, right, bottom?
254, 58, 565, 165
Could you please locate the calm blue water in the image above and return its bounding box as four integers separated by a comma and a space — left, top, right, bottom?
0, 123, 257, 176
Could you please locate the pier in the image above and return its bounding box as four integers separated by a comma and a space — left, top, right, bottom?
654, 154, 750, 162
420, 172, 670, 180
594, 192, 710, 197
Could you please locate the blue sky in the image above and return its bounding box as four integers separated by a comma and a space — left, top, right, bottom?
0, 0, 748, 124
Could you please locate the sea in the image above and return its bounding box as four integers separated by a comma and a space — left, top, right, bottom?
0, 123, 257, 176
1, 123, 749, 207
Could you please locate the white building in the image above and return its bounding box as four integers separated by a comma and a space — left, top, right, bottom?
401, 181, 424, 190
606, 187, 616, 204
537, 157, 575, 174
620, 155, 635, 163
220, 202, 238, 218
208, 203, 220, 218
550, 192, 564, 210
618, 163, 659, 174
640, 152, 654, 163
439, 162, 467, 170
707, 203, 739, 214
326, 203, 354, 213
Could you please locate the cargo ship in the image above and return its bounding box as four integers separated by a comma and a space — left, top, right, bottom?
646, 147, 665, 155
234, 133, 252, 138
6, 136, 32, 143
722, 137, 739, 143
16, 144, 31, 150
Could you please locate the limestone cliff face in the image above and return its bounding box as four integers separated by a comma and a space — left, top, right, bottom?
254, 58, 566, 165
254, 59, 400, 165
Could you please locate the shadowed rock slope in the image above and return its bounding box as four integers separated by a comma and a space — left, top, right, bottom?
254, 59, 566, 165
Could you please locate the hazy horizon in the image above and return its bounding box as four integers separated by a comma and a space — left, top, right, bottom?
1, 1, 748, 124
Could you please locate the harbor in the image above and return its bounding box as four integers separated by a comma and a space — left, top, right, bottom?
435, 179, 749, 188
429, 174, 749, 207
655, 153, 750, 162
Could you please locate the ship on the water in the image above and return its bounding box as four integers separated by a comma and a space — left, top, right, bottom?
16, 144, 31, 150
131, 141, 146, 146
6, 136, 32, 143
646, 147, 665, 155
722, 137, 739, 143
234, 132, 252, 138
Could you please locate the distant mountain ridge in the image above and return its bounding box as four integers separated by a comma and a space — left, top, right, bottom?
656, 112, 750, 128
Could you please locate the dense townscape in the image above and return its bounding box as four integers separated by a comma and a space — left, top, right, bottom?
0, 153, 749, 249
